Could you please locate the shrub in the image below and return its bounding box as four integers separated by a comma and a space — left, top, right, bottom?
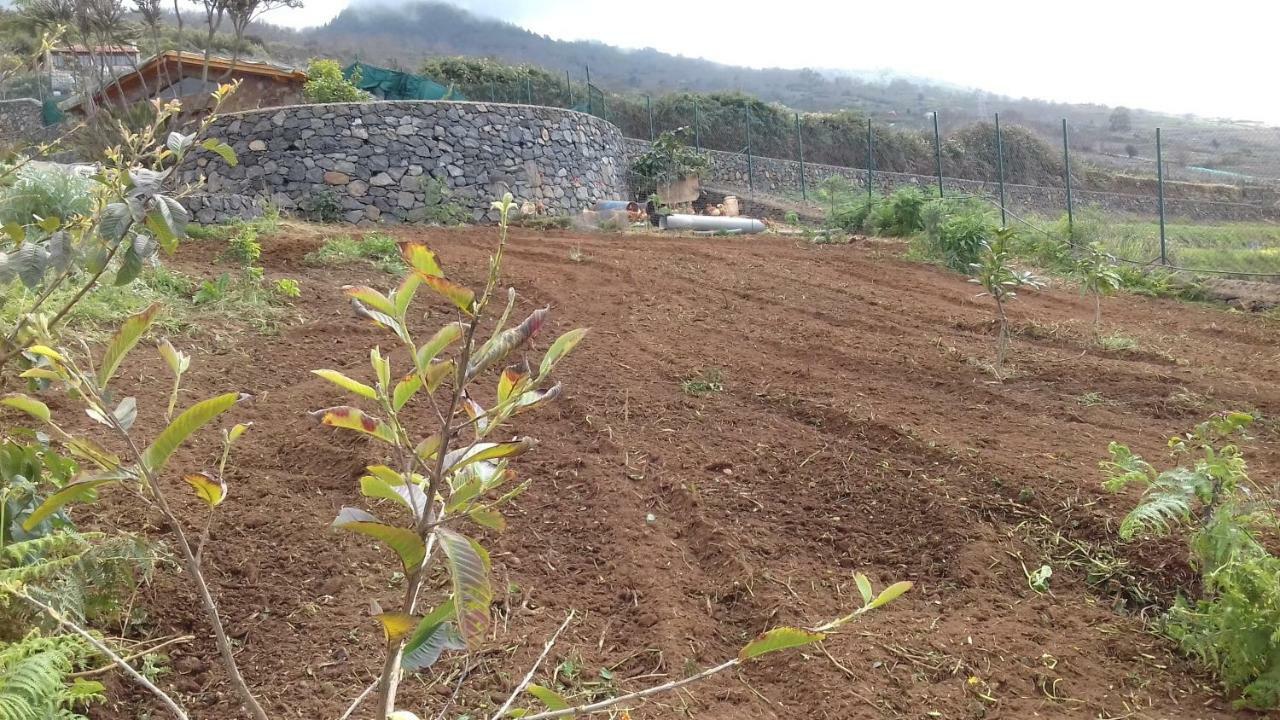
816, 175, 857, 217
829, 195, 875, 233
0, 167, 93, 228
273, 278, 301, 298
630, 128, 708, 197
1103, 413, 1280, 710
303, 59, 369, 104
868, 187, 927, 236
918, 198, 998, 272
224, 225, 262, 265
419, 178, 471, 225
303, 188, 344, 223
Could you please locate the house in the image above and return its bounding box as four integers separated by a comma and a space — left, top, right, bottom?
43, 45, 140, 98
61, 51, 307, 118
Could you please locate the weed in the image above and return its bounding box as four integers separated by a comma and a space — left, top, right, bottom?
419, 178, 472, 226
568, 247, 586, 263
1077, 392, 1106, 407
304, 232, 404, 273
681, 368, 725, 396
868, 187, 927, 237
274, 278, 301, 298
304, 189, 344, 223
224, 226, 262, 265
916, 198, 998, 272
784, 211, 800, 225
1098, 333, 1137, 352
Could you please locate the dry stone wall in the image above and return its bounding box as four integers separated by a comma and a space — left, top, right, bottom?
0, 99, 55, 150
180, 101, 627, 224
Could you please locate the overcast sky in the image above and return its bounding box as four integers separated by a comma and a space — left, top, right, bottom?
261, 0, 1279, 124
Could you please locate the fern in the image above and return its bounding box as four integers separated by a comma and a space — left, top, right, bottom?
1104, 413, 1280, 710
0, 633, 101, 720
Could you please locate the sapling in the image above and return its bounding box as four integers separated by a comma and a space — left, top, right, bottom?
1075, 242, 1123, 338
316, 194, 915, 720
970, 227, 1042, 376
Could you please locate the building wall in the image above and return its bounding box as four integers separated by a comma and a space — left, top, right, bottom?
180, 100, 627, 224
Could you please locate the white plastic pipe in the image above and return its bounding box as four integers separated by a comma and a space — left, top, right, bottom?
659, 214, 766, 234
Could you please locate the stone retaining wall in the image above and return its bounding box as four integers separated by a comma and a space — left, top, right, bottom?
623, 139, 1280, 223
0, 99, 55, 150
180, 101, 627, 224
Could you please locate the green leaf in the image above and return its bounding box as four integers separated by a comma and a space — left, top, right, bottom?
98, 303, 163, 388
393, 374, 422, 411
157, 338, 190, 376
141, 392, 243, 472
201, 137, 238, 166
420, 275, 476, 315
466, 309, 547, 382
867, 581, 913, 610
344, 285, 396, 315
437, 527, 492, 651
402, 602, 464, 671
166, 131, 194, 154
415, 323, 464, 369
312, 369, 378, 401
183, 471, 227, 507
539, 328, 588, 379
99, 202, 132, 242
1, 393, 51, 422
332, 507, 426, 573
738, 627, 826, 661
526, 684, 570, 711
311, 406, 397, 445
443, 439, 535, 474
393, 272, 422, 319
398, 241, 444, 278
114, 247, 142, 285
359, 467, 428, 519
468, 507, 506, 532
854, 573, 873, 606
497, 363, 529, 403
22, 475, 123, 531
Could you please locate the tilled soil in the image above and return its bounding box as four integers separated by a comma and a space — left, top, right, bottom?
81, 225, 1280, 719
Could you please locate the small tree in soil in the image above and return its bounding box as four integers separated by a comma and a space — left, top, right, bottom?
315, 194, 914, 720
970, 227, 1042, 377
1075, 242, 1123, 339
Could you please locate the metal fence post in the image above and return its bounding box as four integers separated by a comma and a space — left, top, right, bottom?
1157, 127, 1167, 265
565, 70, 572, 106
525, 75, 533, 105
489, 80, 497, 103
866, 118, 874, 201
932, 111, 944, 198
995, 112, 1007, 227
796, 112, 807, 202
746, 111, 754, 194
585, 65, 592, 115
646, 95, 654, 141
1062, 118, 1074, 236
693, 100, 701, 150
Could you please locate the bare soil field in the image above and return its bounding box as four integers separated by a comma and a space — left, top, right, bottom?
83, 225, 1280, 719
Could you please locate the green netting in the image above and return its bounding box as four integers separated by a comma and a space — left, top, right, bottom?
343, 62, 464, 101
41, 98, 64, 126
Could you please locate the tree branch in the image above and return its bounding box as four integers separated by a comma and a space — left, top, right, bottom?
20, 591, 190, 720
517, 658, 742, 720
488, 611, 576, 720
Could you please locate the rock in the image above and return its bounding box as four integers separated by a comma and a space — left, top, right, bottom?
248, 139, 267, 152
323, 171, 350, 185
369, 172, 394, 187
347, 180, 368, 197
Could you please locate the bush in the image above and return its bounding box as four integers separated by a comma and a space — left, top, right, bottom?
303, 188, 343, 222
868, 187, 927, 236
829, 195, 875, 233
630, 128, 708, 197
916, 198, 998, 272
0, 166, 93, 227
303, 59, 369, 104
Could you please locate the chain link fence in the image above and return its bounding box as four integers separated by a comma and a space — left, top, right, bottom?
413, 64, 1280, 277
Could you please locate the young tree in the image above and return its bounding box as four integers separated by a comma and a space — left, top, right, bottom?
302, 58, 367, 103
970, 227, 1042, 376
1075, 241, 1123, 338
1109, 106, 1132, 133
223, 0, 302, 73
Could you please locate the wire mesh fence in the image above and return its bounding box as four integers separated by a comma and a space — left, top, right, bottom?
368, 63, 1280, 278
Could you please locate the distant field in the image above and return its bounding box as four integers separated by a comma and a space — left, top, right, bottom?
1081, 219, 1280, 275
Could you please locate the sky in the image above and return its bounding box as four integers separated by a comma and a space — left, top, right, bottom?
260, 0, 1280, 124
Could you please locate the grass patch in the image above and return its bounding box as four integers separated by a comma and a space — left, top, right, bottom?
1077, 392, 1108, 407
304, 232, 404, 273
1098, 333, 1138, 352
1, 265, 294, 340
680, 368, 725, 396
